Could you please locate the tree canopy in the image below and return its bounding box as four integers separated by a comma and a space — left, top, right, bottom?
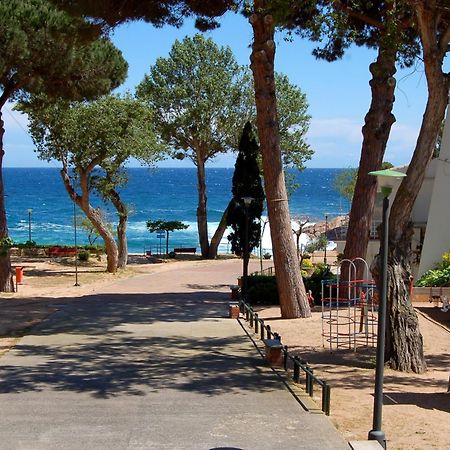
147, 220, 189, 233
25, 95, 161, 170
0, 0, 128, 291
333, 162, 393, 202
147, 219, 189, 254
136, 34, 249, 165
0, 0, 127, 107
23, 95, 163, 271
50, 0, 236, 30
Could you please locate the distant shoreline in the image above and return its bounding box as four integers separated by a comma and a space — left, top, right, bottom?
3, 166, 352, 170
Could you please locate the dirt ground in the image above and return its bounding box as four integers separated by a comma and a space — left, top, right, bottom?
1, 254, 449, 450
254, 304, 449, 450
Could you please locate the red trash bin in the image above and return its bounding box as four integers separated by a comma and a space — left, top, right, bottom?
15, 266, 24, 284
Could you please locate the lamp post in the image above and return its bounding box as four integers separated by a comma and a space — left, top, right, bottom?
242, 196, 254, 300
368, 169, 406, 449
73, 199, 80, 287
324, 213, 328, 265
27, 208, 33, 243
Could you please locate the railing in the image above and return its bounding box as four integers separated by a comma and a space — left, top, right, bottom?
250, 266, 275, 276
239, 298, 331, 415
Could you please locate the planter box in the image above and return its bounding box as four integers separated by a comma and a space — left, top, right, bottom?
412, 286, 450, 303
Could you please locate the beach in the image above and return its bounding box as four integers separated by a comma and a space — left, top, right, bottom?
0, 254, 448, 450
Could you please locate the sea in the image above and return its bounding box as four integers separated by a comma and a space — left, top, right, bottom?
4, 167, 350, 254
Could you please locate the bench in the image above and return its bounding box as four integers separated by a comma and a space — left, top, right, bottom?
173, 247, 196, 255
48, 246, 77, 257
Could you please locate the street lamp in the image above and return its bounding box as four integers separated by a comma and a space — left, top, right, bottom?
242, 196, 254, 300
73, 199, 80, 287
324, 213, 328, 265
368, 168, 406, 449
27, 208, 33, 243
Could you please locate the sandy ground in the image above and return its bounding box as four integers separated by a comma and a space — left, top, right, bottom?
254, 305, 449, 450
1, 254, 449, 450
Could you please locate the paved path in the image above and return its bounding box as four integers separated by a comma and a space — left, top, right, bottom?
0, 259, 349, 449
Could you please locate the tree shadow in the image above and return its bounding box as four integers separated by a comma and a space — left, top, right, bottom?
286, 345, 450, 391
384, 391, 450, 413
416, 306, 450, 330
186, 283, 231, 290
0, 291, 283, 399
23, 268, 105, 277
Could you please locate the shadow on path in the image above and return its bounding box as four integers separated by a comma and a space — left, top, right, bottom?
0, 291, 281, 399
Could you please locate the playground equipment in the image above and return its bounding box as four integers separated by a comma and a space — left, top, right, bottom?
321, 258, 378, 351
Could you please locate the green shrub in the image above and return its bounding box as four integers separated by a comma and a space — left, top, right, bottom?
303, 264, 336, 304
246, 275, 278, 305
0, 237, 14, 256
417, 250, 450, 287
245, 268, 337, 307
417, 268, 450, 287
78, 250, 90, 262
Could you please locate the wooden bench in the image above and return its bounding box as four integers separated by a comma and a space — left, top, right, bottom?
173, 247, 196, 255
48, 246, 77, 257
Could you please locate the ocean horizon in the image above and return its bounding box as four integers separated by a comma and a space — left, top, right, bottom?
4, 167, 350, 254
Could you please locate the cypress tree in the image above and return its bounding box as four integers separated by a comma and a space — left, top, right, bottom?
227, 122, 265, 278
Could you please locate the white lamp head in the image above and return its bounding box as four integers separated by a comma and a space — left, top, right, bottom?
369, 168, 406, 198
242, 196, 254, 207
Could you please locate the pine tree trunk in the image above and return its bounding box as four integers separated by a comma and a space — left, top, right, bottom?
343, 46, 396, 278
0, 111, 14, 292
196, 156, 210, 257
60, 168, 119, 273
376, 1, 449, 373
207, 203, 231, 259
249, 5, 310, 318
109, 188, 128, 269
372, 229, 426, 373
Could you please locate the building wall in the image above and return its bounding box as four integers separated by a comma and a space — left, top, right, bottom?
418, 110, 450, 278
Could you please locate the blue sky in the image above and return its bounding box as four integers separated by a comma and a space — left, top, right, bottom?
3, 11, 432, 168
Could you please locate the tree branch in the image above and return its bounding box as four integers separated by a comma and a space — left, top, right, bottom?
85, 154, 105, 173
439, 25, 450, 53
59, 163, 77, 203
0, 81, 16, 108
332, 0, 385, 29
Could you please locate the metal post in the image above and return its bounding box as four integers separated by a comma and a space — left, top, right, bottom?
368, 195, 389, 449
243, 204, 249, 300
241, 197, 254, 300
283, 345, 288, 371
293, 356, 300, 383
323, 382, 331, 416
307, 368, 314, 396
324, 214, 328, 265
73, 200, 80, 287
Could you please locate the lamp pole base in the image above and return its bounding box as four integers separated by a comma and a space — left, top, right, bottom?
368, 429, 386, 449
